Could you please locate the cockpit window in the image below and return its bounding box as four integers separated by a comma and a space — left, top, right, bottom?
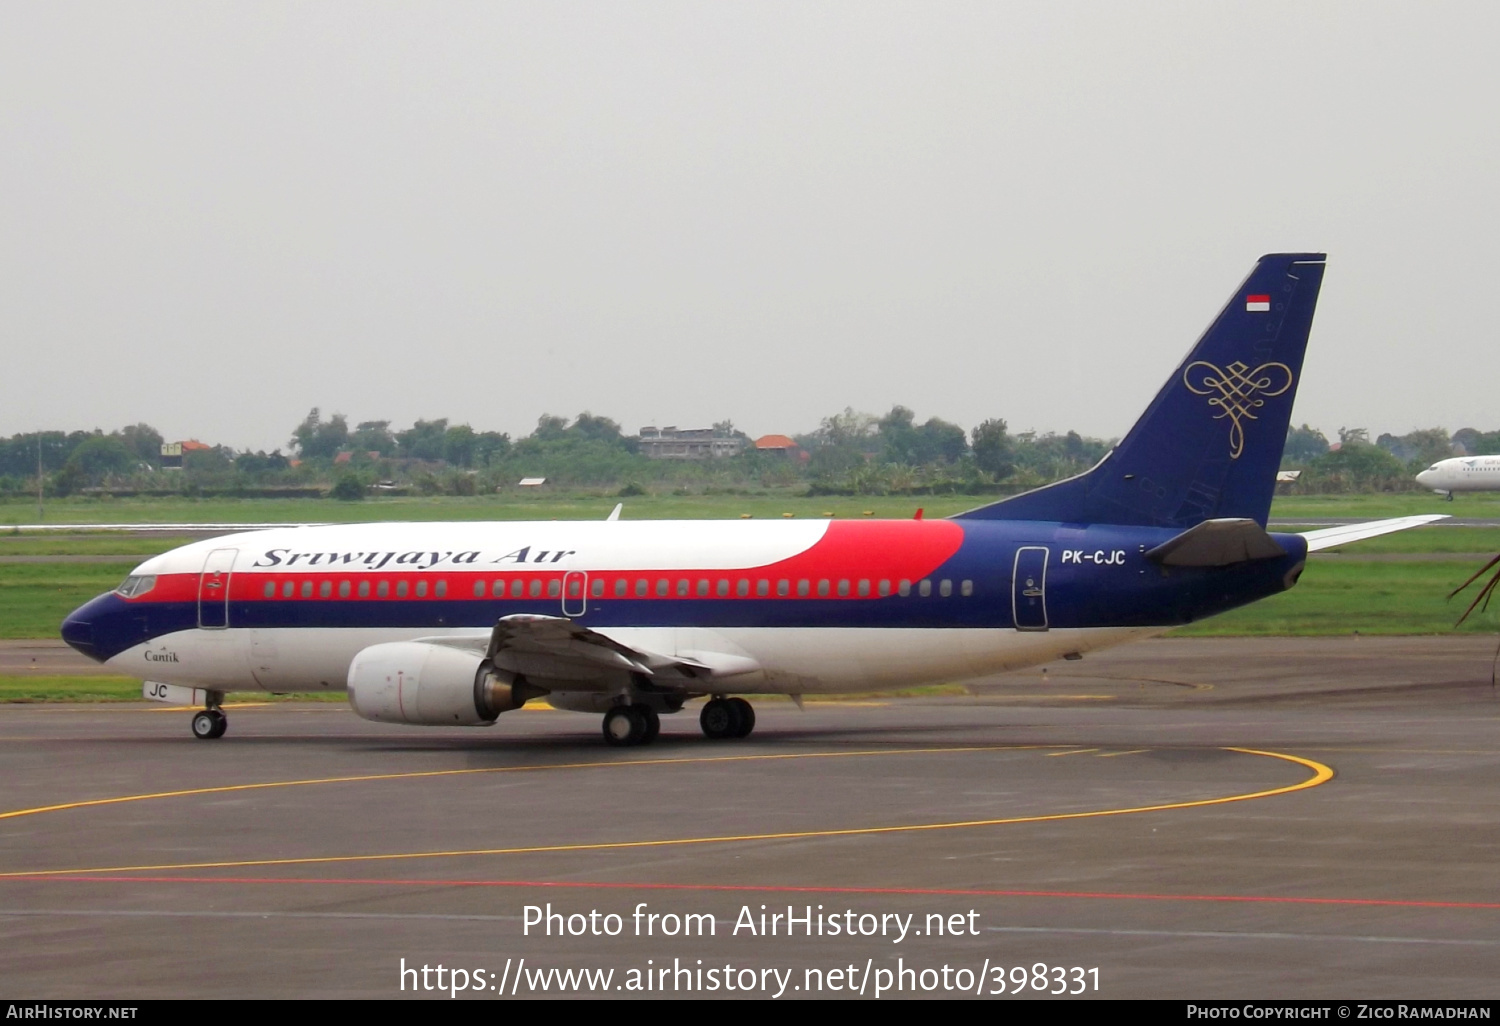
115, 575, 157, 599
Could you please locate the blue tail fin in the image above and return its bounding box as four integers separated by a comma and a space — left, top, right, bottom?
958, 253, 1326, 528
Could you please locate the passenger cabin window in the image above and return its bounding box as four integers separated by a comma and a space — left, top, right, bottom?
283, 581, 295, 598
378, 581, 390, 598
547, 580, 561, 598
777, 579, 789, 597
637, 579, 649, 598
435, 580, 447, 598
474, 580, 486, 598
697, 579, 709, 597
358, 581, 370, 598
302, 581, 313, 599
491, 581, 504, 598
677, 579, 689, 597
919, 580, 931, 597
530, 580, 542, 598
716, 579, 729, 597
817, 579, 830, 597
758, 580, 770, 597
592, 579, 605, 598
339, 581, 351, 598
939, 579, 952, 597
396, 581, 409, 598
838, 579, 851, 597
898, 579, 911, 597
961, 579, 974, 597
416, 581, 428, 598
657, 580, 669, 598
797, 580, 810, 597
736, 579, 749, 598
320, 581, 332, 598
616, 579, 627, 598
263, 581, 275, 598
512, 580, 524, 598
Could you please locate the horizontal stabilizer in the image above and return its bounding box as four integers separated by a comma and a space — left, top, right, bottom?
1145, 518, 1287, 566
1299, 514, 1450, 552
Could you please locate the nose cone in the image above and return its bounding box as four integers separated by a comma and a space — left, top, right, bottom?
61, 603, 101, 662
1415, 470, 1435, 487
61, 591, 134, 663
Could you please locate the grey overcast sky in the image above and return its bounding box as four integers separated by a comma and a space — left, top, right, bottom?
2, 2, 1497, 451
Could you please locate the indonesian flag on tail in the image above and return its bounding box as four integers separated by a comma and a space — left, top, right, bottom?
1245, 294, 1271, 312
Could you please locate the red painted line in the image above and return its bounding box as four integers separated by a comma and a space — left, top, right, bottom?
13, 875, 1500, 910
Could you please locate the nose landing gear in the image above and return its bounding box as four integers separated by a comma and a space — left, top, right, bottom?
190, 691, 228, 739
700, 697, 755, 739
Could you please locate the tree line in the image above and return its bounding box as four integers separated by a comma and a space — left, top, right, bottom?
0, 410, 1491, 500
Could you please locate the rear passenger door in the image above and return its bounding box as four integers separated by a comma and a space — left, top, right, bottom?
1011, 547, 1049, 631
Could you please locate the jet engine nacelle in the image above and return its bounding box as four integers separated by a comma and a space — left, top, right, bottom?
346, 641, 540, 726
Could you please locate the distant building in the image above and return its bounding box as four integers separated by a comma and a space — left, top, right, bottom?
753, 434, 809, 463
638, 426, 746, 460
160, 439, 211, 470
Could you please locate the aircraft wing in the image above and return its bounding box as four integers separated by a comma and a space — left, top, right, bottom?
1298, 514, 1450, 552
416, 614, 755, 688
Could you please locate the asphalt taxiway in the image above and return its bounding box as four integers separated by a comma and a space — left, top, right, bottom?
1, 636, 1497, 999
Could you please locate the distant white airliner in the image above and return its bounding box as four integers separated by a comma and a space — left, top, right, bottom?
1415, 456, 1500, 499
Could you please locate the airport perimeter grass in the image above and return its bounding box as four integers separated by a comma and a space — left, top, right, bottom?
1167, 560, 1500, 636
0, 675, 350, 703
0, 674, 162, 702
1, 492, 981, 527
7, 488, 1488, 528
0, 563, 136, 639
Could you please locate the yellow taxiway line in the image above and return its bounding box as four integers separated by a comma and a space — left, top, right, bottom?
0, 747, 1332, 879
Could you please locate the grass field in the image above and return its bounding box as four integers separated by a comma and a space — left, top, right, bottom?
1168, 560, 1500, 636
0, 675, 351, 703
0, 674, 156, 702
0, 562, 136, 638
6, 488, 1489, 528
1, 492, 982, 527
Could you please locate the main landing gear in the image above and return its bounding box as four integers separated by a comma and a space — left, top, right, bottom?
602, 704, 660, 747
190, 691, 228, 740
600, 697, 757, 746
700, 697, 755, 740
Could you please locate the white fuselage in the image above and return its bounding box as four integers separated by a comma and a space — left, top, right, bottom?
1416, 455, 1500, 495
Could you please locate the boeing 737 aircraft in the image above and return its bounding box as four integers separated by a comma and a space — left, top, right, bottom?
61, 253, 1445, 746
1416, 455, 1500, 498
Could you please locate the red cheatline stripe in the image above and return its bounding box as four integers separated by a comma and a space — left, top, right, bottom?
13, 875, 1500, 910
1247, 294, 1270, 302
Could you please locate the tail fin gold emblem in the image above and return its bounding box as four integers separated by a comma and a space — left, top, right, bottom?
1183, 360, 1294, 459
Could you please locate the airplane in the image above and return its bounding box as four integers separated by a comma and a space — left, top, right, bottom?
1415, 455, 1500, 499
60, 253, 1447, 746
